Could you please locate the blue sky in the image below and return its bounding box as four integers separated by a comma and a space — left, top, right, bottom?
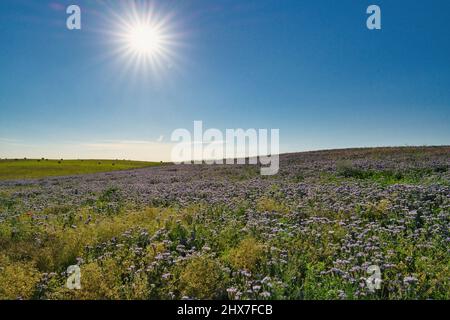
1, 0, 449, 160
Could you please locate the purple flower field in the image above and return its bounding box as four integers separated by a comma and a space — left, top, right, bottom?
0, 146, 449, 299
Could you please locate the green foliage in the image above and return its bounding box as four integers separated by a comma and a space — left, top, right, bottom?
0, 159, 162, 180
0, 255, 41, 299
256, 197, 289, 213
95, 187, 123, 215
178, 256, 225, 299
0, 200, 449, 300
225, 237, 266, 272
336, 161, 448, 185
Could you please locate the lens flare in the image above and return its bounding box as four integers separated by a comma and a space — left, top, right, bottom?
105, 1, 180, 78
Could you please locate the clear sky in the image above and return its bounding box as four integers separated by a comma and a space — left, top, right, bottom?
1, 0, 449, 161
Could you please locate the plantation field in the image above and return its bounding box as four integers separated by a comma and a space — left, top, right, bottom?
0, 146, 449, 300
0, 159, 162, 180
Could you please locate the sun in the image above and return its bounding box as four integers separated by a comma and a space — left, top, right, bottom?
126, 24, 163, 56
118, 16, 171, 65
106, 2, 179, 77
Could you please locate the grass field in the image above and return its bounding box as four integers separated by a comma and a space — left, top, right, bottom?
0, 147, 449, 300
0, 159, 162, 180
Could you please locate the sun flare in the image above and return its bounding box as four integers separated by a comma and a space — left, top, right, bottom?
126, 23, 163, 56
108, 3, 179, 76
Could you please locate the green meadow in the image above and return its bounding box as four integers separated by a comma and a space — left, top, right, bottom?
0, 159, 162, 180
